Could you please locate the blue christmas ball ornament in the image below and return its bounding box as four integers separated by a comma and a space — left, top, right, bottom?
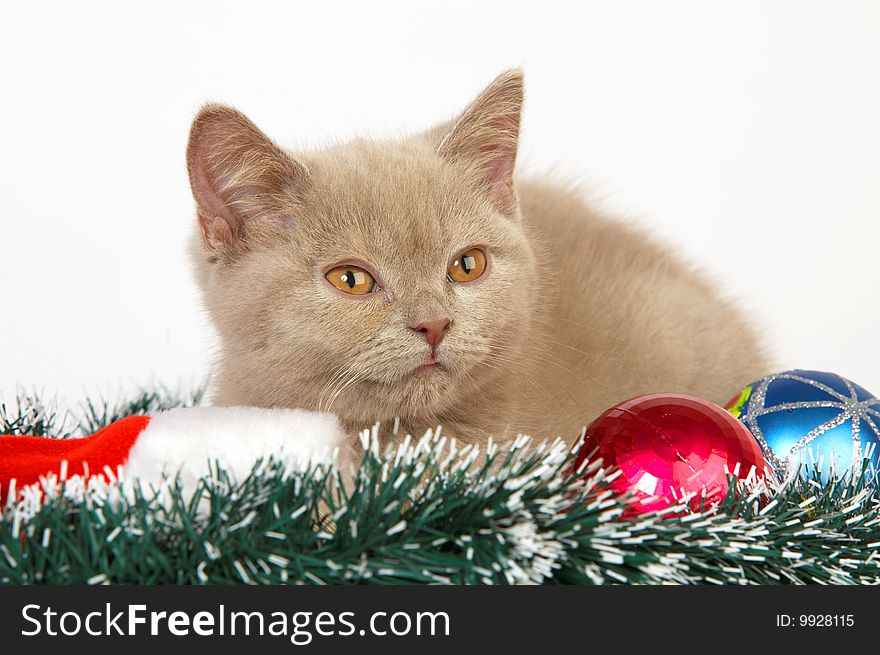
725, 370, 880, 481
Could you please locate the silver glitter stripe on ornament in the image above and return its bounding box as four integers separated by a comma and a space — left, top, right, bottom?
752, 400, 844, 417
842, 376, 860, 401
740, 377, 785, 473
788, 412, 854, 477
740, 371, 880, 479
781, 373, 852, 403
852, 414, 862, 475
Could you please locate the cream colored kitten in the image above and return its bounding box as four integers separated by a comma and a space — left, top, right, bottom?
186, 70, 769, 452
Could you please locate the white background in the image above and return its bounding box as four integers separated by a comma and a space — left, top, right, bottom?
1, 0, 878, 409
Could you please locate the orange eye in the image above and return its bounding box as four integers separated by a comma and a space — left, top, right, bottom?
325, 265, 378, 295
448, 248, 487, 283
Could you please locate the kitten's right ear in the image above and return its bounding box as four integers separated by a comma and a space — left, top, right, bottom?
186, 105, 308, 254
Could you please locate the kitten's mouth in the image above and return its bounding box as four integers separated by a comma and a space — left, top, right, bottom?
414, 356, 443, 376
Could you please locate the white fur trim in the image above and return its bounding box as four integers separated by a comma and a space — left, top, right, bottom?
122, 406, 348, 493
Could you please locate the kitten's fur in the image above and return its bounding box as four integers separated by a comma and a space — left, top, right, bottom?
187, 70, 769, 451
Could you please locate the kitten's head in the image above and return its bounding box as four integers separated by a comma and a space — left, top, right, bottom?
187, 70, 538, 428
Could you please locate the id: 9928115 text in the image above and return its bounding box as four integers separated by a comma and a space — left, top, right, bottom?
776, 614, 854, 628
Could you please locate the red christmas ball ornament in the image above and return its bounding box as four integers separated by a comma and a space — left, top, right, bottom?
573, 394, 768, 515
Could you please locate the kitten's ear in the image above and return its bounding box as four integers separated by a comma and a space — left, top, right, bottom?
186, 104, 308, 254
438, 69, 523, 216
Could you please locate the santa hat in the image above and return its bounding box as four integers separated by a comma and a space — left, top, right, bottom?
1, 406, 348, 504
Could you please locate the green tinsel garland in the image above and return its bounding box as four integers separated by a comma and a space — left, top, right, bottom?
1, 389, 879, 585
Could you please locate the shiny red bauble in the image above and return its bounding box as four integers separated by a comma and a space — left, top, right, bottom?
572, 394, 768, 515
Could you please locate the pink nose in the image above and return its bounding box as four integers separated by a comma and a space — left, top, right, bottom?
409, 317, 450, 349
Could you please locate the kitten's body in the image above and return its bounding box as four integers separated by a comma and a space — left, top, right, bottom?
510, 180, 767, 441
188, 71, 768, 451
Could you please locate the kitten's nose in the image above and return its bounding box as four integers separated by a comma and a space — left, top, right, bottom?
409, 317, 451, 349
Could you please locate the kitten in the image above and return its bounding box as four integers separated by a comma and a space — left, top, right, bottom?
186, 70, 769, 452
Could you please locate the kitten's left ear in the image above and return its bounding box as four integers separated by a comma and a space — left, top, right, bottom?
438, 69, 523, 217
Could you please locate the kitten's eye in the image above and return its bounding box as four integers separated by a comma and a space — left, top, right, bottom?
325, 265, 378, 295
448, 248, 487, 283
